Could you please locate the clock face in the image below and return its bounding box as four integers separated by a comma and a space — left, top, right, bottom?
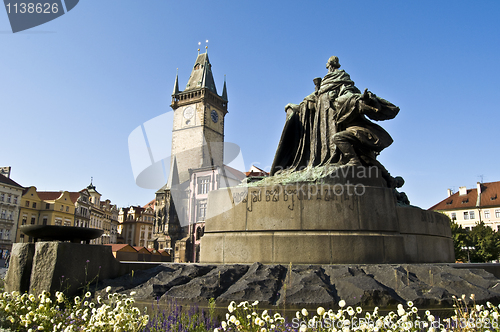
183, 106, 195, 119
211, 110, 219, 123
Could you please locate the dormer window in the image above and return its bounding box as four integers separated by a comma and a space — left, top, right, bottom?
446, 200, 453, 205
462, 198, 469, 204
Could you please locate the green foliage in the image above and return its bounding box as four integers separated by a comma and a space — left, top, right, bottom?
469, 222, 500, 263
450, 221, 470, 262
450, 220, 500, 263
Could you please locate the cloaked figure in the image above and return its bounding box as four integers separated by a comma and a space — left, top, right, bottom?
271, 56, 400, 188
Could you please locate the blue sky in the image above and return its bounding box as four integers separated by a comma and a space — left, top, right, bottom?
1, 0, 500, 209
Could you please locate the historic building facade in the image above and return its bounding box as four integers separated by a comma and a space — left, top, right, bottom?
0, 173, 23, 253
15, 187, 77, 243
430, 181, 500, 231
118, 205, 154, 247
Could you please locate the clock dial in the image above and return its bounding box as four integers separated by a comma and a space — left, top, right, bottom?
211, 110, 219, 123
183, 106, 195, 119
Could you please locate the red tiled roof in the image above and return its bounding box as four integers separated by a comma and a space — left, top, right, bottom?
429, 181, 500, 211
0, 174, 23, 189
133, 246, 151, 254
69, 192, 80, 204
143, 199, 155, 209
37, 192, 64, 201
105, 244, 137, 252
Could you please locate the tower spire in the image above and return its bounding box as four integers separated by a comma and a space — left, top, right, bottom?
222, 75, 228, 101
173, 68, 179, 95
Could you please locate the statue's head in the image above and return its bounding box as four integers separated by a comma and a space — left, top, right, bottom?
327, 56, 341, 70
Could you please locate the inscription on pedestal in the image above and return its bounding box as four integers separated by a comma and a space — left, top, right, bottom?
232, 184, 360, 212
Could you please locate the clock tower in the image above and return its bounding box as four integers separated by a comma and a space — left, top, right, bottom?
169, 51, 228, 185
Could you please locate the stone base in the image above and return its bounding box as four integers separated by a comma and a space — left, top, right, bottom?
200, 182, 454, 264
5, 242, 160, 296
98, 262, 500, 309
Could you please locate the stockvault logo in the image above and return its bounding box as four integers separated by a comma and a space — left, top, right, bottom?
4, 0, 78, 33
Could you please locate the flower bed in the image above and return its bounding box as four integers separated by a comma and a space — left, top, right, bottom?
0, 290, 498, 331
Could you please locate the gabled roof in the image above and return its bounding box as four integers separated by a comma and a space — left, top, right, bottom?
429, 181, 500, 210
133, 246, 151, 254
105, 244, 137, 252
0, 173, 23, 189
245, 165, 269, 177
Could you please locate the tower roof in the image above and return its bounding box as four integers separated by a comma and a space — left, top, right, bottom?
184, 52, 217, 94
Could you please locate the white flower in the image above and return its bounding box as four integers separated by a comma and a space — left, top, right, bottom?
302, 308, 308, 316
317, 306, 325, 316
252, 300, 259, 306
105, 286, 112, 293
407, 301, 414, 307
129, 291, 136, 296
339, 300, 346, 308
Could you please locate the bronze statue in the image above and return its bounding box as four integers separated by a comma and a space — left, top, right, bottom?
271, 56, 400, 188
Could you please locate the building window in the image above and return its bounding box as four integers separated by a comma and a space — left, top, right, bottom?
32, 202, 36, 208
0, 194, 4, 201
25, 201, 30, 207
42, 217, 48, 225
13, 196, 17, 204
470, 211, 475, 220
55, 219, 62, 226
60, 205, 64, 211
0, 210, 5, 219
464, 211, 469, 220
451, 212, 456, 221
6, 195, 11, 203
5, 230, 10, 240
66, 206, 69, 212
46, 203, 50, 209
31, 217, 36, 225
198, 177, 210, 194
198, 202, 207, 220
485, 210, 490, 219
22, 216, 27, 225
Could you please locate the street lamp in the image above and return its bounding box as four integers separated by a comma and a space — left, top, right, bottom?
461, 246, 476, 263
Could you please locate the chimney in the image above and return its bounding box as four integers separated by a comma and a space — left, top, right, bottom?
459, 186, 467, 196
447, 189, 453, 197
476, 182, 482, 207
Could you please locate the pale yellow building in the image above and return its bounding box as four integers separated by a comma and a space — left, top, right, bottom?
16, 187, 76, 242
430, 181, 500, 231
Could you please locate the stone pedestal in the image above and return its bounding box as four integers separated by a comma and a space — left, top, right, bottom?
200, 179, 454, 264
5, 242, 160, 296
